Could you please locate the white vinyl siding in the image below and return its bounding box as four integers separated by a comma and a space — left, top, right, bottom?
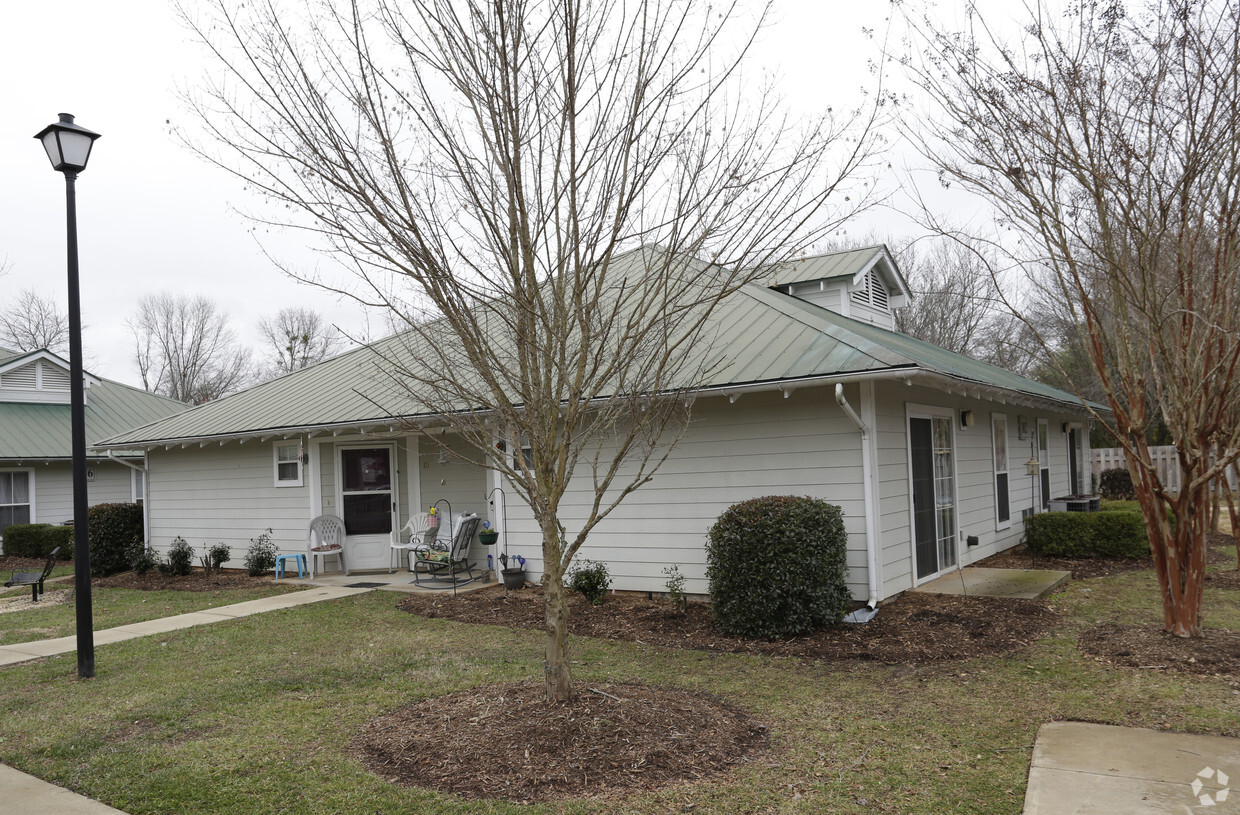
17, 462, 134, 525
146, 445, 312, 560
498, 387, 869, 599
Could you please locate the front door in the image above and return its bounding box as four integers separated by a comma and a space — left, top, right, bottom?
910, 414, 957, 581
339, 446, 397, 570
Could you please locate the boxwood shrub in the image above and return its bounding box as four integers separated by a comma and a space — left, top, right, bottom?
88, 502, 145, 577
1, 524, 73, 559
1098, 468, 1136, 500
706, 495, 850, 639
1026, 510, 1150, 559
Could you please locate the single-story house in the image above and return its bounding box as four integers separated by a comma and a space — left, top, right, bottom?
95, 246, 1097, 604
0, 346, 188, 546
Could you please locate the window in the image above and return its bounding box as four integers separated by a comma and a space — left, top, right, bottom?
0, 471, 32, 528
993, 415, 1010, 527
132, 468, 146, 503
274, 443, 303, 487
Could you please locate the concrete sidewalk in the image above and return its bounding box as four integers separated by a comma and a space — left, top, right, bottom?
0, 764, 129, 814
1024, 721, 1240, 813
0, 584, 370, 667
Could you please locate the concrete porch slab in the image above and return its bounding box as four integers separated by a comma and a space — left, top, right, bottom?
1024, 721, 1240, 813
279, 572, 500, 595
911, 567, 1070, 600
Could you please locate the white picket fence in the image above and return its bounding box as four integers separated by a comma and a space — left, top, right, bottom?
1092, 446, 1240, 493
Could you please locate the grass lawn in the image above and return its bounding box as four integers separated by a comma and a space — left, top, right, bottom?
0, 583, 298, 646
0, 558, 1238, 814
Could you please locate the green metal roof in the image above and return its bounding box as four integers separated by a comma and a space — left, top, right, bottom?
96, 247, 1092, 447
0, 352, 188, 460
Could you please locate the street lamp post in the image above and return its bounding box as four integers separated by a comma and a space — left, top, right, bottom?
34, 113, 101, 680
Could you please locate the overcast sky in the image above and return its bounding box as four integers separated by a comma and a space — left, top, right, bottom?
0, 0, 991, 389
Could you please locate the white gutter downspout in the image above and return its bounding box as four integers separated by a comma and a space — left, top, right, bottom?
106, 450, 150, 544
835, 383, 880, 610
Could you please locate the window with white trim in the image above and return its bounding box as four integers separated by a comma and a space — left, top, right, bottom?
0, 471, 32, 528
132, 468, 146, 503
274, 443, 303, 487
992, 414, 1010, 527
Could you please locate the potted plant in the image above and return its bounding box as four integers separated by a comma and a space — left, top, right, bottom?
500, 553, 526, 590
478, 520, 499, 546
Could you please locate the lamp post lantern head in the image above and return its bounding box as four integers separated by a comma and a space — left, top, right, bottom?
34, 113, 101, 174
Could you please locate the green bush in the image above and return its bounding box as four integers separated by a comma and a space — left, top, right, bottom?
87, 502, 145, 577
158, 537, 195, 576
200, 543, 231, 576
567, 560, 612, 605
0, 524, 73, 559
244, 528, 277, 577
132, 544, 158, 575
1098, 468, 1136, 500
1026, 510, 1150, 559
707, 495, 850, 639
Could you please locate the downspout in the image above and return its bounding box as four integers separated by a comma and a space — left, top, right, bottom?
835, 383, 880, 610
106, 450, 149, 544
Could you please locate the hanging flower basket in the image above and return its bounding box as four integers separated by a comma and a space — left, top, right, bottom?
479, 530, 499, 546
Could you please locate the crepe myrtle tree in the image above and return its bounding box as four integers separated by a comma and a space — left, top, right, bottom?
903, 0, 1240, 636
179, 0, 886, 700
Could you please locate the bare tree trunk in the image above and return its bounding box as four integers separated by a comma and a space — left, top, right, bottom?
541, 525, 572, 702
1223, 463, 1240, 571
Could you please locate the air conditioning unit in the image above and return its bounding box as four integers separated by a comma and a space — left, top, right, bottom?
1048, 496, 1101, 513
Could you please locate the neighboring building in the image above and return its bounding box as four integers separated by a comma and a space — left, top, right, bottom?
95, 246, 1098, 604
0, 347, 188, 542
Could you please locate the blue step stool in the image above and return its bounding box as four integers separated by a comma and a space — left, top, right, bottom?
274, 553, 307, 579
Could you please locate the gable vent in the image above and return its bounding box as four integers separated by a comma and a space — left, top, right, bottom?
40, 363, 71, 391
850, 269, 889, 312
1, 363, 38, 389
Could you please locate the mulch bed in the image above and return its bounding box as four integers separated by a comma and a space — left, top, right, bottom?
398, 586, 1059, 665
1206, 570, 1240, 590
1078, 623, 1240, 677
352, 681, 768, 803
93, 569, 296, 592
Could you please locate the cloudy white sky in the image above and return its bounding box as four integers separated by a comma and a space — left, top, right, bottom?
0, 0, 992, 389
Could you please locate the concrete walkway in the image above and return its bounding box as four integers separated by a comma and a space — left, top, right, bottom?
912, 566, 1070, 599
0, 584, 370, 667
0, 764, 130, 814
1024, 721, 1240, 813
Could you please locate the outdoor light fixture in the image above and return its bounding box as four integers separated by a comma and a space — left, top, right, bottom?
35, 112, 101, 680
35, 113, 101, 174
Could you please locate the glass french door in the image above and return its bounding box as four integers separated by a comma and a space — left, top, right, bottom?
911, 414, 957, 580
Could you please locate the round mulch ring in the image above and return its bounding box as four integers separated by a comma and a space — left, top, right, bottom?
1078, 623, 1240, 677
351, 682, 769, 803
397, 586, 1059, 665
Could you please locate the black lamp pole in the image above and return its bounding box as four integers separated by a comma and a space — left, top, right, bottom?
35, 113, 101, 680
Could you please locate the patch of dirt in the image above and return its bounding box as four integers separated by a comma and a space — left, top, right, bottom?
1207, 532, 1238, 567
398, 586, 1059, 665
93, 569, 294, 592
351, 681, 768, 803
0, 589, 72, 614
1078, 623, 1240, 677
976, 545, 1152, 579
1206, 570, 1240, 590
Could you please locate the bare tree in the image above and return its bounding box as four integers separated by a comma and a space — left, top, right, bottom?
0, 288, 71, 354
904, 0, 1240, 636
182, 0, 883, 699
258, 306, 343, 377
130, 293, 253, 405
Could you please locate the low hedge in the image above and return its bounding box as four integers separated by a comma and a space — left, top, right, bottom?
0, 524, 73, 559
1026, 509, 1150, 559
707, 495, 850, 639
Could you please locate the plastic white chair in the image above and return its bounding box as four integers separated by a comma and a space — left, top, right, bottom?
307, 514, 348, 578
390, 512, 434, 572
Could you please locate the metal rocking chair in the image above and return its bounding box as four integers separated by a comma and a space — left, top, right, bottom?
411, 512, 481, 592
